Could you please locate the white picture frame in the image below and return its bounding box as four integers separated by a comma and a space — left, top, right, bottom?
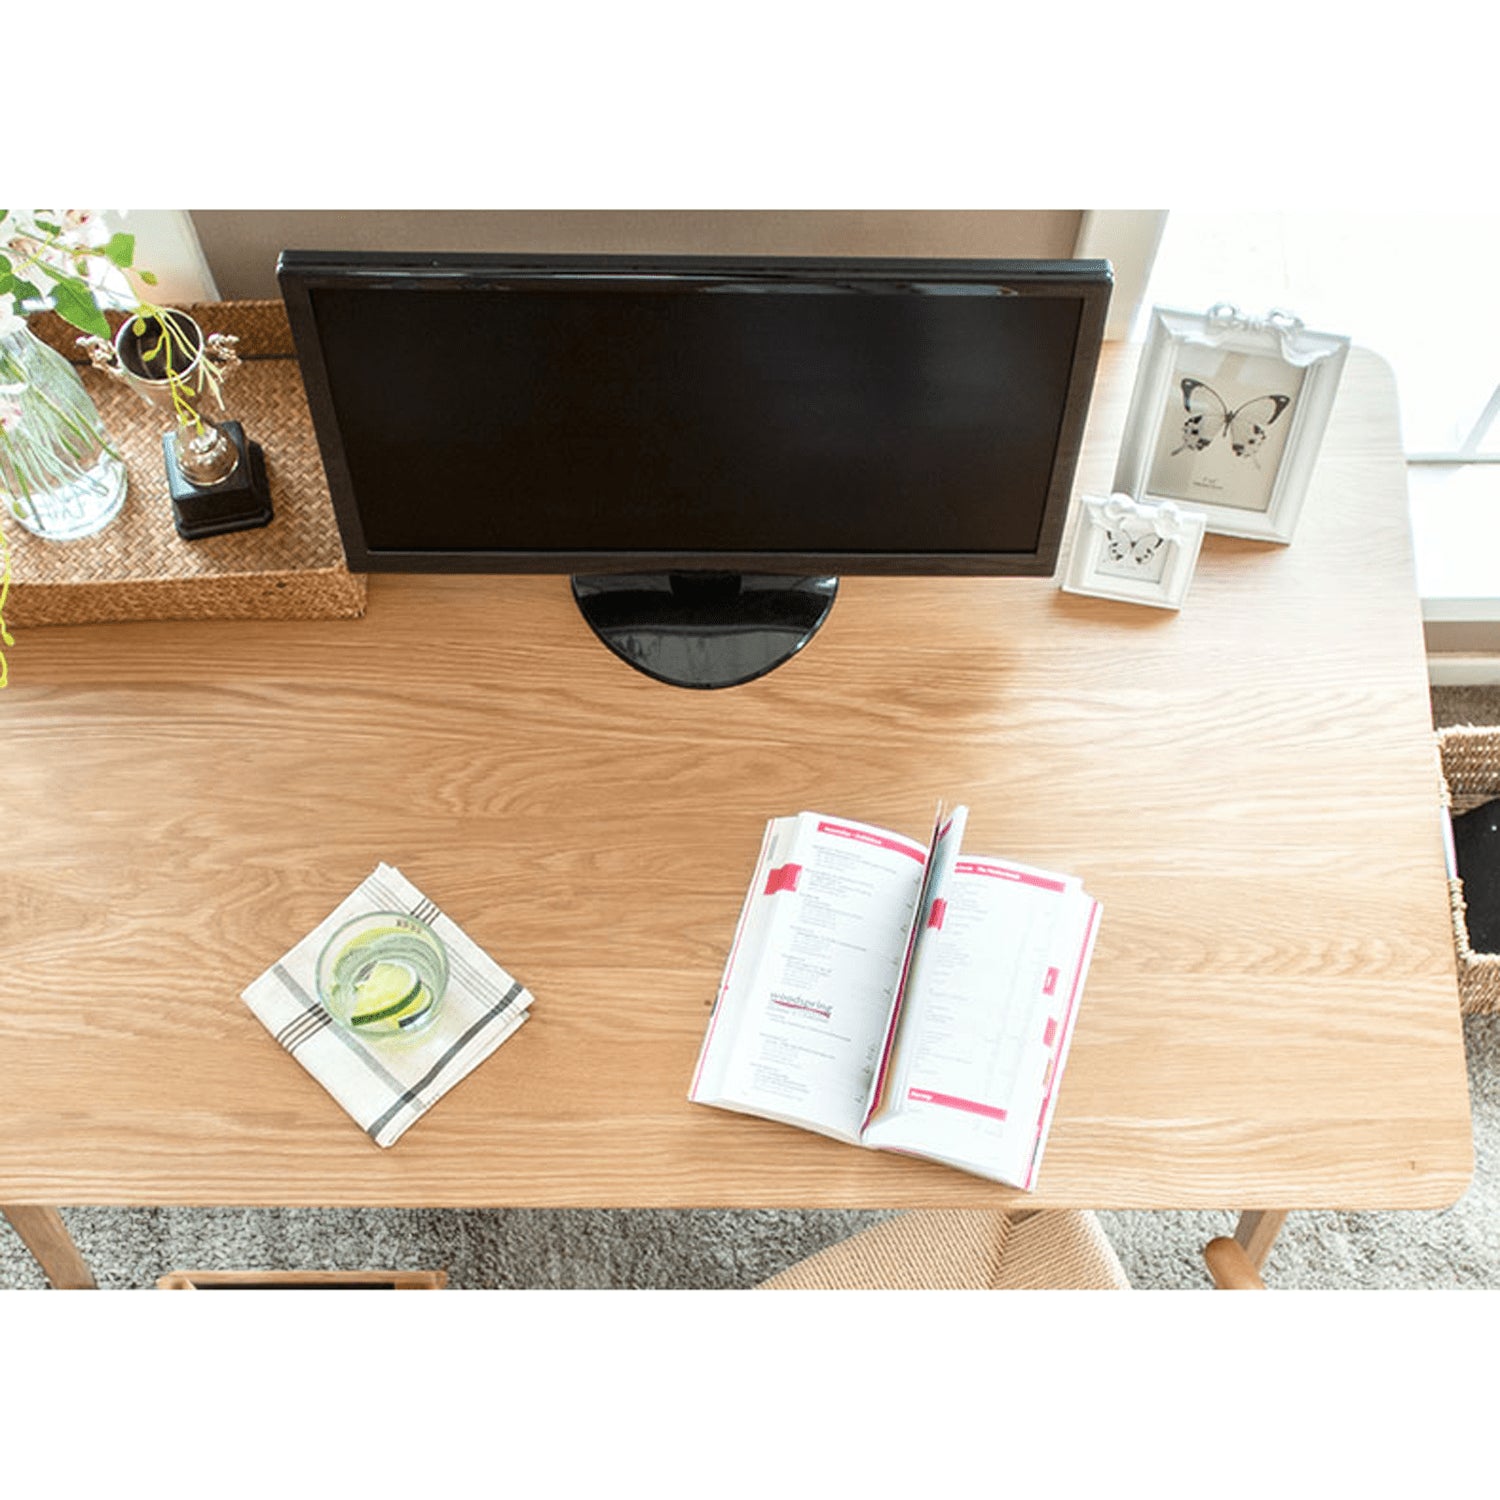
1061, 493, 1206, 611
1113, 305, 1350, 544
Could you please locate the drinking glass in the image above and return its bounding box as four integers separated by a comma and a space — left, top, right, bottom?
317, 911, 448, 1038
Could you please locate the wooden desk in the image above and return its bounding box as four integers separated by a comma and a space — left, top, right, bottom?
0, 346, 1472, 1287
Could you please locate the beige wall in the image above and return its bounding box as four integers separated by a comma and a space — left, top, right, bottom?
190, 210, 1084, 300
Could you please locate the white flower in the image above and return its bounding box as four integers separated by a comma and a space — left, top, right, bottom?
5, 209, 108, 271
60, 210, 109, 249
0, 291, 21, 339
3, 209, 54, 248
0, 395, 23, 433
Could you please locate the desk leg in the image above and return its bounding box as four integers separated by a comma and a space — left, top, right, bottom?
1, 1206, 97, 1289
1232, 1210, 1288, 1271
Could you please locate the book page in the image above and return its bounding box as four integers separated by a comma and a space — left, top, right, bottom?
688, 816, 788, 1109
690, 812, 928, 1143
862, 854, 1098, 1186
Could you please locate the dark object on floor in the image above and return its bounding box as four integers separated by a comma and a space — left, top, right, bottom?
1452, 795, 1500, 952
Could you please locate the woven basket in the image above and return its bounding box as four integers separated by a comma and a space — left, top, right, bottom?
5, 300, 365, 627
1437, 724, 1500, 1014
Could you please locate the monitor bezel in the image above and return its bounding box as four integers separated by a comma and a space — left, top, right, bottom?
277, 250, 1112, 577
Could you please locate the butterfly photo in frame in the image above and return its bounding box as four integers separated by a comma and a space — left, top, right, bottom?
1170, 379, 1292, 463
1061, 493, 1206, 610
1104, 521, 1168, 577
1114, 305, 1350, 544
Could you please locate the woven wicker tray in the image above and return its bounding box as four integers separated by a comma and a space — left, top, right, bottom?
7, 300, 365, 627
1437, 724, 1500, 1014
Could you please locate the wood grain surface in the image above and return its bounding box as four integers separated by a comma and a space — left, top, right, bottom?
0, 345, 1472, 1210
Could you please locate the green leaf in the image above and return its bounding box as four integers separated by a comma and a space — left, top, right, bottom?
48, 278, 111, 339
10, 278, 41, 305
139, 269, 159, 286
102, 232, 135, 269
34, 218, 61, 237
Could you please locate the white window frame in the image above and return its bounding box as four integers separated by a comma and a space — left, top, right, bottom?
1407, 381, 1500, 464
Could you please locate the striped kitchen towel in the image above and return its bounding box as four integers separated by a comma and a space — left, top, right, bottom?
241, 863, 532, 1147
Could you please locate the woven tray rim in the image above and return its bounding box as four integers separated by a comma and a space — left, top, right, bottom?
7, 298, 363, 626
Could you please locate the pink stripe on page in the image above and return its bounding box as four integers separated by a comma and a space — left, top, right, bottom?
763, 862, 802, 895
927, 897, 948, 931
1043, 966, 1059, 996
907, 1087, 1008, 1122
817, 821, 927, 863
1024, 899, 1100, 1190
955, 860, 1066, 893
1043, 1017, 1058, 1047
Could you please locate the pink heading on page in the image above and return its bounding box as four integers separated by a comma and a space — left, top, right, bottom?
817, 821, 926, 863
955, 860, 1066, 893
764, 863, 802, 895
927, 898, 948, 931
907, 1087, 1008, 1123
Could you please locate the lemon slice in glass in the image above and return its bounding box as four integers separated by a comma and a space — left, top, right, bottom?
349, 961, 425, 1027
317, 909, 449, 1038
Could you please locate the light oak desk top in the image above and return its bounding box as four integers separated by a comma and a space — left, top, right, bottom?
0, 346, 1473, 1232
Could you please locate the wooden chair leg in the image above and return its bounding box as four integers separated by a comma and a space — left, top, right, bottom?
1, 1206, 97, 1289
1232, 1210, 1288, 1270
1205, 1237, 1268, 1289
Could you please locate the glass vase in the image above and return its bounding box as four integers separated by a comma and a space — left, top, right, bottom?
0, 322, 127, 540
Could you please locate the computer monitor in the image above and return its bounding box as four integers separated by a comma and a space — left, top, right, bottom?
278, 251, 1112, 689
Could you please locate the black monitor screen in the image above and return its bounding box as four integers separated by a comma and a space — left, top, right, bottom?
281, 255, 1111, 576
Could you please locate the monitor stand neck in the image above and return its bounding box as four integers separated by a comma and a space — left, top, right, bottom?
570, 572, 839, 689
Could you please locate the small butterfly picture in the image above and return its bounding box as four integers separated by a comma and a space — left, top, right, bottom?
1170, 378, 1292, 462
1104, 528, 1164, 568
1063, 493, 1204, 608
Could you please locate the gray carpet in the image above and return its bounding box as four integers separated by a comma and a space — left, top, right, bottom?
0, 1206, 896, 1291
3, 688, 1495, 1290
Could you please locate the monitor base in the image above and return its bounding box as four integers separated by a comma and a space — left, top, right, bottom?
571, 572, 839, 690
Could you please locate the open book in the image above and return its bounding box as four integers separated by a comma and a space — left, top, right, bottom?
689, 807, 1101, 1189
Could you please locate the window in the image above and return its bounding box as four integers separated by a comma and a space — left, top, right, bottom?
1140, 211, 1500, 630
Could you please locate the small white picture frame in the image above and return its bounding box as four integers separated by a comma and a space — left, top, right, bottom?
1113, 305, 1350, 544
1061, 493, 1206, 610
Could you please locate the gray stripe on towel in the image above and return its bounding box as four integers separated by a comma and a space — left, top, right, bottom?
365, 979, 526, 1142
272, 962, 413, 1139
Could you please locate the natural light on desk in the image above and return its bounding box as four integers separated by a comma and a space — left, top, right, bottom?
1142, 210, 1500, 646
